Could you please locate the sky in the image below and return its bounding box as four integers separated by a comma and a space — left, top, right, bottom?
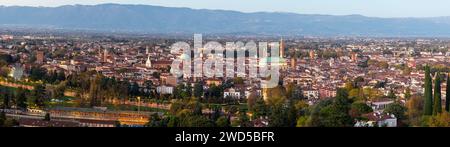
1, 0, 450, 18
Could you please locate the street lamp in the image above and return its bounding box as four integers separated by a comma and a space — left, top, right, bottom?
137, 96, 141, 114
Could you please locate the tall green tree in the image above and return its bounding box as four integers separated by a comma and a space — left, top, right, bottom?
433, 73, 442, 115
15, 88, 28, 109
446, 73, 450, 112
31, 84, 47, 108
193, 83, 203, 98
424, 65, 433, 115
0, 111, 6, 126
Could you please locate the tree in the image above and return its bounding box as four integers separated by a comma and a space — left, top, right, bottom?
424, 65, 433, 115
425, 112, 450, 127
251, 99, 268, 119
264, 86, 287, 106
247, 90, 258, 110
145, 113, 167, 127
404, 87, 412, 99
433, 72, 442, 115
0, 111, 6, 126
179, 115, 214, 127
29, 66, 47, 82
215, 116, 231, 127
446, 73, 450, 112
166, 116, 179, 127
384, 103, 407, 121
189, 99, 203, 116
193, 83, 203, 98
407, 95, 424, 126
233, 77, 244, 85
2, 118, 19, 127
144, 80, 153, 97
31, 84, 47, 108
238, 109, 251, 127
57, 71, 66, 82
344, 81, 356, 91
286, 83, 302, 99
15, 88, 28, 109
350, 102, 373, 119
308, 89, 353, 127
268, 104, 289, 127
89, 75, 100, 107
129, 82, 140, 97
387, 89, 397, 100
152, 72, 160, 79
296, 116, 310, 127
1, 92, 10, 109
44, 113, 51, 121
114, 121, 121, 127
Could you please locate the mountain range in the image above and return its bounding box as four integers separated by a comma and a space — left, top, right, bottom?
1, 3, 450, 37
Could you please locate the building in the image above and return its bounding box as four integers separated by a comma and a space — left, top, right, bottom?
103, 49, 109, 62
351, 52, 358, 62
0, 35, 13, 41
206, 78, 222, 86
79, 119, 117, 127
156, 85, 174, 94
319, 88, 336, 99
224, 87, 242, 99
36, 51, 44, 64
290, 57, 297, 69
160, 73, 178, 86
152, 60, 172, 69
309, 50, 315, 59
303, 89, 319, 99
368, 99, 395, 112
145, 56, 152, 68
355, 112, 397, 127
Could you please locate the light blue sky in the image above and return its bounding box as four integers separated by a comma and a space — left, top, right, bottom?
1, 0, 450, 18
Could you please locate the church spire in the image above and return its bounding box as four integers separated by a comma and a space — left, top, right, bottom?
146, 55, 152, 68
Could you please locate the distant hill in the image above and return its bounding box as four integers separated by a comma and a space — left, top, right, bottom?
1, 3, 450, 37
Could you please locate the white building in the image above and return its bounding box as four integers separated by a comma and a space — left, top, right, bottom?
156, 85, 174, 95
355, 112, 397, 127
224, 87, 241, 99
303, 90, 319, 100
145, 56, 152, 68
368, 99, 395, 112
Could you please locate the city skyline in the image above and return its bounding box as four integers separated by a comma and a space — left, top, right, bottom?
1, 0, 450, 18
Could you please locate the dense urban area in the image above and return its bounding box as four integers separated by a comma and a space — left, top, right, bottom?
0, 32, 449, 127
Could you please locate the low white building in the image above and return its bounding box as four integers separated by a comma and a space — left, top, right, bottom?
303, 90, 319, 100
368, 99, 395, 112
355, 112, 397, 127
156, 85, 174, 95
224, 87, 241, 99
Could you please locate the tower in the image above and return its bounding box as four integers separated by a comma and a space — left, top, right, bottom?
103, 48, 109, 62
279, 38, 285, 58
309, 50, 315, 60
146, 56, 152, 68
351, 52, 358, 62
36, 51, 44, 64
291, 57, 297, 69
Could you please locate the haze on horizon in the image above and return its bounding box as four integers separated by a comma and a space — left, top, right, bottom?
1, 0, 450, 18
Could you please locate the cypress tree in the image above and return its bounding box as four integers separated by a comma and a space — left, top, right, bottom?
432, 72, 441, 115
423, 65, 433, 115
446, 73, 450, 112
